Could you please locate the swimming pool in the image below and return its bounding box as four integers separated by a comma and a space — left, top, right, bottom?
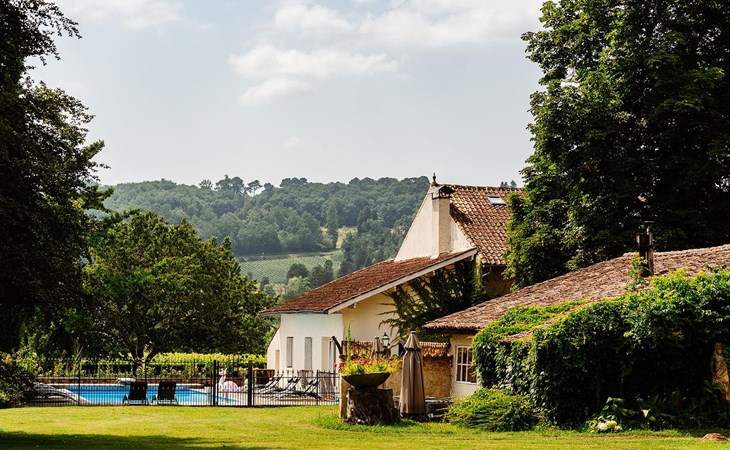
61, 384, 244, 406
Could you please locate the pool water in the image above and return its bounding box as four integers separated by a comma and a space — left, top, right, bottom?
63, 384, 241, 405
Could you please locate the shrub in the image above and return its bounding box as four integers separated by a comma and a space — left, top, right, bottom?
0, 355, 35, 408
445, 388, 539, 431
472, 269, 730, 426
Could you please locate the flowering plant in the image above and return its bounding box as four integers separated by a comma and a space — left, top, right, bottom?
340, 356, 400, 375
340, 321, 400, 375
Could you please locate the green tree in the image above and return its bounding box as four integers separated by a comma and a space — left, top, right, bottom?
0, 0, 108, 351
280, 276, 311, 301
286, 263, 309, 280
310, 260, 334, 288
382, 259, 486, 341
81, 212, 273, 363
325, 201, 340, 248
506, 0, 730, 288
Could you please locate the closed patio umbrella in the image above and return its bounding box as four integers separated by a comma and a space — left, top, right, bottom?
399, 331, 425, 416
371, 336, 383, 359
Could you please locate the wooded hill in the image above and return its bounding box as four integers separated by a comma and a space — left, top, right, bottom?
104, 176, 430, 277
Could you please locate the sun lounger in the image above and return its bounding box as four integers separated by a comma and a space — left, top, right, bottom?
123, 381, 149, 405
152, 381, 178, 405
275, 377, 322, 400
31, 382, 75, 401
254, 374, 282, 393
260, 376, 298, 395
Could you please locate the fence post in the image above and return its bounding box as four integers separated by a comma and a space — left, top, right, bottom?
247, 361, 254, 407
212, 360, 218, 406
77, 363, 81, 406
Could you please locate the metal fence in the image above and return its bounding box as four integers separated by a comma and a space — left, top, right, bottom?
19, 359, 339, 408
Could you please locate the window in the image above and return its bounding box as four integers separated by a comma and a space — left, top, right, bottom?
304, 337, 313, 371
487, 195, 506, 205
286, 337, 294, 368
456, 346, 476, 384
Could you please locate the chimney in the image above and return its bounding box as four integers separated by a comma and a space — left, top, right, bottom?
431, 183, 454, 256
636, 223, 655, 277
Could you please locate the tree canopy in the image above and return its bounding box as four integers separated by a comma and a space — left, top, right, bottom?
104, 176, 428, 259
506, 0, 730, 288
81, 212, 274, 362
0, 0, 108, 351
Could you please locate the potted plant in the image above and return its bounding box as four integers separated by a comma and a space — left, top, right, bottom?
340, 322, 400, 389
340, 356, 400, 388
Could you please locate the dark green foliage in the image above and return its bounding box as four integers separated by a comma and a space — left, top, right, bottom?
507, 0, 730, 288
310, 260, 334, 288
0, 0, 109, 352
81, 212, 274, 362
286, 263, 310, 280
473, 270, 730, 426
382, 260, 487, 341
0, 356, 35, 408
338, 211, 410, 276
105, 176, 428, 259
445, 388, 539, 431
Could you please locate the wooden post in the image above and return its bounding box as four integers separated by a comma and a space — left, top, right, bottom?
339, 377, 350, 419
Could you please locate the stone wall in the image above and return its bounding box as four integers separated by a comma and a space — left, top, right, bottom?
384, 355, 451, 399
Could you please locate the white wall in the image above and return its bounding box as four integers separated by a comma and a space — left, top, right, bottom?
266, 313, 343, 374
396, 189, 472, 261
450, 334, 479, 397
339, 292, 397, 343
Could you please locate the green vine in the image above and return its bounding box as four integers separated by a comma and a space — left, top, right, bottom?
473, 270, 730, 426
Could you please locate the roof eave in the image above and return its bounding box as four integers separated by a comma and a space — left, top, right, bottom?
326, 249, 478, 314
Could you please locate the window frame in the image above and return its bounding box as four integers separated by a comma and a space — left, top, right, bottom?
455, 345, 477, 384
286, 336, 294, 368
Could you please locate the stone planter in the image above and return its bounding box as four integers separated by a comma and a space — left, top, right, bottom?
342, 372, 390, 389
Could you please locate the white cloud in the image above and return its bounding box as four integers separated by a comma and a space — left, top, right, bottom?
229, 44, 398, 80
359, 0, 542, 47
274, 4, 353, 33
239, 78, 312, 106
55, 0, 183, 28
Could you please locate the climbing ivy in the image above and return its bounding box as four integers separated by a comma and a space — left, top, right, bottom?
473, 269, 730, 425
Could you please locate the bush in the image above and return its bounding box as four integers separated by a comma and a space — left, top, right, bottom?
445, 388, 539, 431
473, 269, 730, 426
0, 355, 35, 408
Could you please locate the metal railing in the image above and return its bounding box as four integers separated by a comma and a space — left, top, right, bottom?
19, 359, 339, 408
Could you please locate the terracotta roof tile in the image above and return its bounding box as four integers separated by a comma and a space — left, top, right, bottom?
426, 244, 730, 333
445, 185, 522, 265
261, 250, 475, 315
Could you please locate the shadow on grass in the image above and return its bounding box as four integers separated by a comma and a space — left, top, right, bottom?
312, 414, 455, 435
0, 431, 269, 450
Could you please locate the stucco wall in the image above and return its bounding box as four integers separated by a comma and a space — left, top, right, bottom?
266, 313, 343, 373
396, 191, 472, 261
450, 334, 479, 397
339, 292, 396, 343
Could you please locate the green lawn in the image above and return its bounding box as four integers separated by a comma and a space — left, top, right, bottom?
0, 406, 723, 449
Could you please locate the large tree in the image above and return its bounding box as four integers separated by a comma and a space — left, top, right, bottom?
0, 0, 108, 351
81, 212, 274, 362
506, 0, 730, 288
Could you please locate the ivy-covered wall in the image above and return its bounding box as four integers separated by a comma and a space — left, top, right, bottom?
473, 270, 730, 425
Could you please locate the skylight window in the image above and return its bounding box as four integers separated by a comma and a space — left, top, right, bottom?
487, 195, 506, 205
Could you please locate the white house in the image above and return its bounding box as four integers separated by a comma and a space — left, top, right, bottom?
259, 178, 520, 397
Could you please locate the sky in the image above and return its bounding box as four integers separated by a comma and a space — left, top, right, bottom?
36, 0, 546, 187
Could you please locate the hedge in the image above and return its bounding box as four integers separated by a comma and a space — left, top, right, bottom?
473, 269, 730, 426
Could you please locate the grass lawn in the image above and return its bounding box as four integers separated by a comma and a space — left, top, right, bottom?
0, 406, 724, 449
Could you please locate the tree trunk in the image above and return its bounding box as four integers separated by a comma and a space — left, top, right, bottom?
345, 388, 399, 425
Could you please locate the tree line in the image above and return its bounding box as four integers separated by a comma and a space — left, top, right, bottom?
104, 176, 428, 260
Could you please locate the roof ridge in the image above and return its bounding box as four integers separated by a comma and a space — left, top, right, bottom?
444, 184, 524, 191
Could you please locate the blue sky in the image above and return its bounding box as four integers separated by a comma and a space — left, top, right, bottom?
36, 0, 545, 187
